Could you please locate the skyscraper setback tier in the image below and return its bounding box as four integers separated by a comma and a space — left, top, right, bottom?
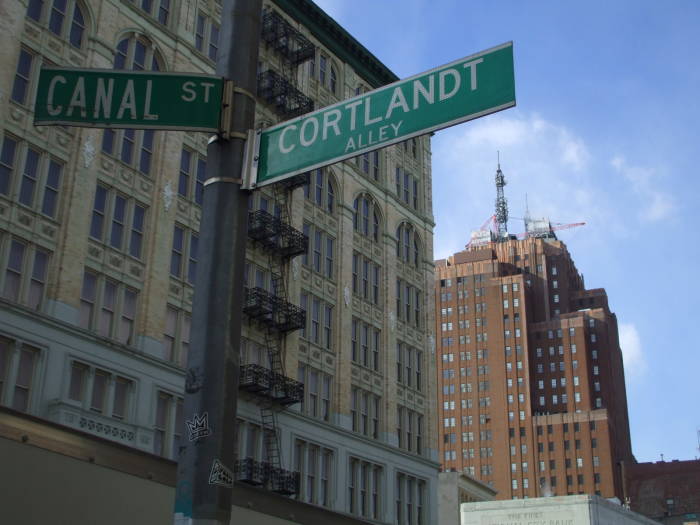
435, 236, 634, 501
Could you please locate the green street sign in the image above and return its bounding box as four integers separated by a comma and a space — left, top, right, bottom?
253, 42, 515, 187
34, 67, 224, 132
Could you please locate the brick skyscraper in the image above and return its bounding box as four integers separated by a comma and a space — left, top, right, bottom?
435, 234, 634, 500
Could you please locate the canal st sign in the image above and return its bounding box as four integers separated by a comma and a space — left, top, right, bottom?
252, 42, 515, 187
34, 68, 224, 132
33, 43, 515, 184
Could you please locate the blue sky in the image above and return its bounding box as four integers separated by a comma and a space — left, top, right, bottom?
314, 0, 700, 462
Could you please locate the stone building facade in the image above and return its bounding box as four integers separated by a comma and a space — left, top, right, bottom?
0, 0, 438, 523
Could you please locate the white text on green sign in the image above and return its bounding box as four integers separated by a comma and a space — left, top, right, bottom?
34, 68, 223, 132
255, 42, 515, 186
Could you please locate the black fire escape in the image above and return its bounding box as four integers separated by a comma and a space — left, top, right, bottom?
237, 175, 309, 495
257, 9, 314, 119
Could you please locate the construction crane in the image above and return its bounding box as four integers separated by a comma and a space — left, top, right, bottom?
516, 220, 586, 240
465, 215, 496, 249
466, 215, 585, 248
479, 214, 496, 232
464, 157, 585, 249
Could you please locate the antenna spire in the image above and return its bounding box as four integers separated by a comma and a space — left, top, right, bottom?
494, 154, 508, 241
524, 193, 531, 234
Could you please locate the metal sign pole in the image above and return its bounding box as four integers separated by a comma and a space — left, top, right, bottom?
174, 0, 261, 523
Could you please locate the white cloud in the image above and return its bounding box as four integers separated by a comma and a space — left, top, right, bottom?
610, 156, 675, 223
430, 111, 680, 261
431, 112, 604, 259
618, 323, 647, 380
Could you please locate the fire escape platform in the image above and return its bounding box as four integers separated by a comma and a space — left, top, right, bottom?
239, 364, 304, 406
234, 458, 300, 495
248, 210, 308, 259
257, 69, 314, 119
261, 9, 315, 65
243, 287, 306, 334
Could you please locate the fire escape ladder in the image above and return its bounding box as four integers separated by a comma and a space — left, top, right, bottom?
260, 400, 281, 473
240, 179, 311, 497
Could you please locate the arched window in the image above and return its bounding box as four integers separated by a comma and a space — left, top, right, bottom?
101, 35, 163, 175
330, 65, 337, 94
353, 194, 381, 242
313, 52, 340, 95
396, 222, 422, 268
27, 0, 87, 49
319, 54, 327, 85
303, 168, 335, 214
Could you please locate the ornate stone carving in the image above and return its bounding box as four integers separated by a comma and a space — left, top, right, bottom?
163, 181, 174, 212
10, 108, 23, 122
79, 416, 135, 442
82, 136, 96, 168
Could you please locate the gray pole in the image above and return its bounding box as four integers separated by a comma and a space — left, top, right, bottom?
174, 0, 261, 523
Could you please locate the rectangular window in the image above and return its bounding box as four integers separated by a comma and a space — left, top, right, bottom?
303, 223, 311, 266
170, 225, 183, 277
0, 136, 18, 196
396, 342, 403, 382
90, 186, 147, 259
325, 237, 334, 278
311, 297, 320, 344
362, 259, 369, 298
372, 264, 380, 304
79, 270, 139, 342
323, 304, 333, 350
12, 49, 34, 105
372, 329, 380, 371
300, 293, 308, 340
18, 148, 39, 207
313, 230, 322, 272
321, 376, 331, 421
351, 253, 359, 292
153, 391, 183, 459
10, 345, 39, 412
90, 369, 109, 413
79, 271, 97, 329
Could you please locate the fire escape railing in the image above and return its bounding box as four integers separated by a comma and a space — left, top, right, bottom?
261, 9, 315, 65
257, 69, 314, 119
